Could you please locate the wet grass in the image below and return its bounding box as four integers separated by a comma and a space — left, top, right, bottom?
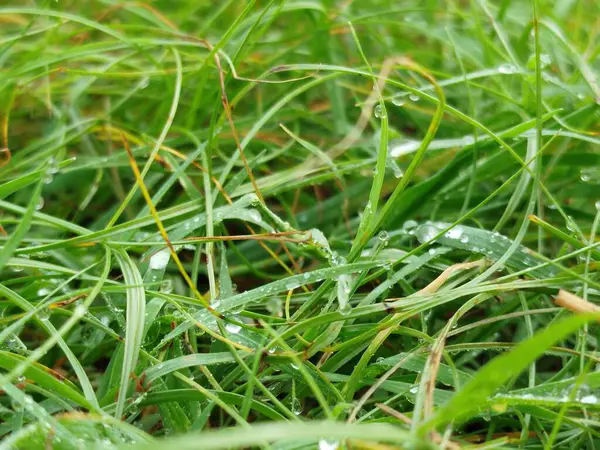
0, 0, 599, 449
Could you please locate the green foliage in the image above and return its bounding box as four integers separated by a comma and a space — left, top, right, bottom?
0, 0, 599, 448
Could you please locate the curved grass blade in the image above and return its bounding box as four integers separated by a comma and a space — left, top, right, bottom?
146, 352, 248, 383
114, 248, 146, 419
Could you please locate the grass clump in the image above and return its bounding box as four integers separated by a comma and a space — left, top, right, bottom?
0, 0, 599, 448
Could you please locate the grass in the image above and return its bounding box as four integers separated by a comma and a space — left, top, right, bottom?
0, 0, 599, 448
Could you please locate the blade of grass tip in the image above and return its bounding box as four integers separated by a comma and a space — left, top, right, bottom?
0, 178, 42, 272
420, 313, 599, 432
106, 47, 182, 228
346, 21, 389, 254
121, 133, 211, 308
113, 248, 145, 419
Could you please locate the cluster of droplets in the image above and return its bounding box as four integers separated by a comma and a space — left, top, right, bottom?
375, 91, 421, 120
43, 157, 60, 184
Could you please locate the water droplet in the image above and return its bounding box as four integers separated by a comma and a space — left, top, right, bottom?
392, 163, 403, 178
160, 279, 173, 294
580, 168, 600, 184
377, 230, 389, 241
318, 440, 339, 450
459, 235, 469, 244
335, 300, 350, 315
566, 216, 578, 233
595, 200, 600, 211
291, 398, 302, 415
374, 104, 386, 119
409, 93, 420, 102
74, 304, 86, 316
48, 157, 59, 174
285, 280, 299, 290
38, 307, 51, 320
37, 288, 51, 297
266, 298, 282, 317
337, 274, 352, 313
149, 248, 170, 270
580, 394, 597, 404
409, 386, 418, 394
392, 96, 405, 107
225, 322, 241, 334
498, 63, 517, 74
402, 220, 418, 231
540, 53, 552, 68
444, 226, 463, 240
428, 248, 437, 255
247, 209, 262, 223
415, 224, 438, 243
36, 197, 44, 210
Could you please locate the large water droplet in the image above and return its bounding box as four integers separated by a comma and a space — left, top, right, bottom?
498, 63, 517, 74
402, 220, 418, 231
160, 279, 173, 294
225, 322, 241, 334
377, 230, 389, 241
291, 398, 302, 415
149, 248, 170, 270
266, 298, 282, 317
415, 224, 438, 243
38, 307, 51, 320
540, 53, 552, 68
318, 440, 339, 450
581, 168, 600, 184
444, 226, 463, 240
392, 96, 405, 107
374, 104, 386, 119
337, 274, 352, 312
408, 93, 420, 102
